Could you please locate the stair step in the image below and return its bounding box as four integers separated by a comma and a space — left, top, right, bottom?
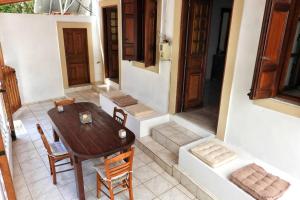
92, 83, 117, 94
151, 122, 202, 156
136, 136, 177, 175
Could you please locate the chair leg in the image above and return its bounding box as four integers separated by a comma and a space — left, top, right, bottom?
96, 174, 101, 199
50, 159, 57, 184
70, 158, 73, 166
108, 182, 114, 200
128, 174, 134, 200
48, 156, 53, 175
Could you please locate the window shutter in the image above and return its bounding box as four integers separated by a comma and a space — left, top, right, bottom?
144, 0, 157, 67
249, 0, 292, 99
122, 0, 139, 61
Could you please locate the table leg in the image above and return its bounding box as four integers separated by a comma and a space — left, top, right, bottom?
73, 156, 85, 200
53, 129, 59, 142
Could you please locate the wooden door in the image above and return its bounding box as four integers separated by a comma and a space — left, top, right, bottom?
63, 28, 90, 86
103, 6, 119, 79
183, 0, 212, 110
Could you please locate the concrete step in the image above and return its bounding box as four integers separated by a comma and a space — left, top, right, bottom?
136, 136, 215, 200
92, 83, 117, 94
171, 114, 215, 138
151, 122, 202, 156
136, 136, 177, 175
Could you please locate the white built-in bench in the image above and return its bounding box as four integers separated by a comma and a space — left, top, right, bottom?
100, 92, 169, 138
178, 137, 300, 200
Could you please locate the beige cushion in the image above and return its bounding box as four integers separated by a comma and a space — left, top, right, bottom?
125, 103, 154, 117
230, 163, 290, 200
102, 90, 125, 99
50, 141, 68, 156
111, 95, 138, 107
190, 140, 237, 168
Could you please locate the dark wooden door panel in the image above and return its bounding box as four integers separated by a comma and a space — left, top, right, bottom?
183, 0, 211, 110
63, 28, 90, 86
103, 6, 119, 79
122, 0, 139, 60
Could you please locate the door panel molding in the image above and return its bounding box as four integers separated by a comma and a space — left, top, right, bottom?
57, 22, 95, 89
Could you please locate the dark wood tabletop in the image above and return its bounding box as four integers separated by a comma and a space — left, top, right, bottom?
48, 102, 135, 159
47, 102, 135, 200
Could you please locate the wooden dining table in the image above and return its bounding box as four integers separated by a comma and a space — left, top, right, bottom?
48, 102, 135, 200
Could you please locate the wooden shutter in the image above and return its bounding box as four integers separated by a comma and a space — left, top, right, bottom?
249, 0, 292, 99
144, 0, 157, 67
122, 0, 139, 61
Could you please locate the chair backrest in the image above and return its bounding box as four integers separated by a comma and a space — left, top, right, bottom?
113, 107, 127, 127
104, 147, 134, 180
36, 124, 52, 155
54, 98, 75, 108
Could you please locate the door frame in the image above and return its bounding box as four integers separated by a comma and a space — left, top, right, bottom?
102, 5, 119, 80
99, 0, 121, 87
168, 0, 244, 140
57, 22, 96, 89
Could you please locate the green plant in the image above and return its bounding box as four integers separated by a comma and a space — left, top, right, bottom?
0, 1, 34, 14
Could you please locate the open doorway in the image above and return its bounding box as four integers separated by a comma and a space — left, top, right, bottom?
176, 0, 233, 133
103, 6, 119, 84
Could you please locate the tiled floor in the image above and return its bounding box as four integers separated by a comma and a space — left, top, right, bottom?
12, 89, 199, 200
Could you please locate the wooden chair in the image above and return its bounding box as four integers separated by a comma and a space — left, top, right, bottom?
113, 107, 127, 127
54, 98, 75, 107
95, 147, 134, 200
36, 124, 73, 184
53, 98, 75, 141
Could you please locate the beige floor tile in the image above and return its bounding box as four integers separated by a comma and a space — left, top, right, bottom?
23, 165, 50, 184
16, 186, 32, 200
176, 184, 195, 199
135, 152, 153, 164
147, 162, 164, 174
13, 162, 22, 177
144, 175, 174, 196
83, 172, 97, 192
58, 181, 78, 200
161, 172, 179, 186
14, 179, 32, 200
32, 188, 63, 200
123, 184, 155, 200
159, 187, 191, 200
28, 177, 58, 199
14, 141, 35, 154
17, 149, 40, 163
133, 165, 158, 183
133, 156, 146, 170
20, 157, 45, 172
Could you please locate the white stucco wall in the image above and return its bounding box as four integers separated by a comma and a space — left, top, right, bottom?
120, 0, 174, 113
225, 0, 300, 179
0, 13, 102, 104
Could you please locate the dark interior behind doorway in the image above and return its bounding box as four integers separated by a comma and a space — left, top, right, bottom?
103, 6, 119, 84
